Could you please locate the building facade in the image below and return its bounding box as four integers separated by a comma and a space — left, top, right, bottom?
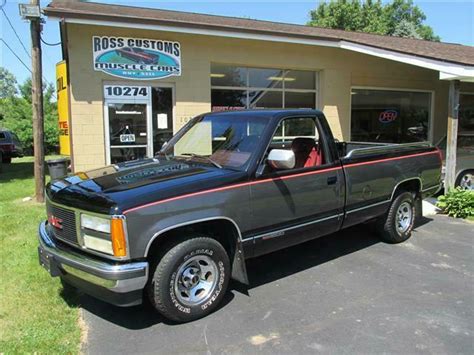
45, 1, 474, 171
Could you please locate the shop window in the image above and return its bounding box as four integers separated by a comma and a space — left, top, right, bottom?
211, 89, 247, 111
351, 88, 431, 143
284, 70, 316, 90
249, 90, 282, 109
211, 64, 318, 111
285, 92, 315, 109
459, 93, 474, 131
248, 67, 284, 89
210, 64, 247, 87
151, 87, 173, 152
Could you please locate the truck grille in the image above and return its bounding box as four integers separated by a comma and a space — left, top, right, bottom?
46, 202, 78, 246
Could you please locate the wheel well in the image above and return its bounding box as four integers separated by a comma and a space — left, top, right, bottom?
146, 219, 240, 261
392, 179, 421, 200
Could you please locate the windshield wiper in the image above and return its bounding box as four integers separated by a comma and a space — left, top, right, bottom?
180, 153, 223, 169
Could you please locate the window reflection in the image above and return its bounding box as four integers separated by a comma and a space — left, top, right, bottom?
351, 89, 431, 143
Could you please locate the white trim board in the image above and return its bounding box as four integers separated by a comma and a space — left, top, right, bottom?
57, 17, 474, 80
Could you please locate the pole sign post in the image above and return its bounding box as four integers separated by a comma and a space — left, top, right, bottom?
92, 36, 181, 80
56, 61, 71, 156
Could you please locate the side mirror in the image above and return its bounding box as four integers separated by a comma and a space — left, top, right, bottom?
267, 149, 295, 170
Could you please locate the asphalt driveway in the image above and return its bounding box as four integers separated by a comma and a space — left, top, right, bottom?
80, 215, 473, 354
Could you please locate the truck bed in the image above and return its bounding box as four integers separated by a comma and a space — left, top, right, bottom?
336, 141, 433, 160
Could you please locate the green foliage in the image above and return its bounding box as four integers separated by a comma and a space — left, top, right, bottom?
393, 19, 422, 39
0, 157, 81, 353
0, 67, 17, 99
437, 188, 474, 219
0, 68, 59, 154
308, 0, 440, 41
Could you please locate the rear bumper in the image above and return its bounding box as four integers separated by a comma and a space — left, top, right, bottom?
38, 221, 148, 306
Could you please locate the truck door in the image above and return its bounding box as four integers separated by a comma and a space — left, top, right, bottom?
249, 115, 345, 257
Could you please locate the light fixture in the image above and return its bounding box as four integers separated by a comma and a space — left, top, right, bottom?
210, 73, 226, 78
268, 76, 296, 81
115, 111, 143, 115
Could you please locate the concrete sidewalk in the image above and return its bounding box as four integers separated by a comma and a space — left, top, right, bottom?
79, 215, 473, 354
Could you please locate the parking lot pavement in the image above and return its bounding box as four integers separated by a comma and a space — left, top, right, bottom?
80, 215, 473, 354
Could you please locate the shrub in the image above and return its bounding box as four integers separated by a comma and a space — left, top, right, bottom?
437, 188, 474, 219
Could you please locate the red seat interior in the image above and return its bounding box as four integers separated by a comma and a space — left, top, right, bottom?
291, 138, 323, 168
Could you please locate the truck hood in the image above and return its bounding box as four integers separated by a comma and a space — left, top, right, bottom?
47, 158, 247, 214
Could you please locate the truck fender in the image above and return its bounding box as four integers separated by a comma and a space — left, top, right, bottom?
145, 216, 249, 285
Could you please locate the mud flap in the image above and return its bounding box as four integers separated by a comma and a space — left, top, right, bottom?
415, 195, 423, 221
231, 240, 249, 285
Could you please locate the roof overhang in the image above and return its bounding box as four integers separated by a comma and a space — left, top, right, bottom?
50, 15, 474, 82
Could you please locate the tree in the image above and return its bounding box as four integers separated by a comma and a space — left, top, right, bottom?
0, 67, 18, 98
308, 0, 440, 41
0, 69, 59, 153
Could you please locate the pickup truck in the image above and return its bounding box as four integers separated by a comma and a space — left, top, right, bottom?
38, 109, 442, 322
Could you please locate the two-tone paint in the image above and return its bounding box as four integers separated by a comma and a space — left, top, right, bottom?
40, 109, 442, 305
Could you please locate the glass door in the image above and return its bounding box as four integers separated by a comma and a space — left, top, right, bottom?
107, 102, 149, 164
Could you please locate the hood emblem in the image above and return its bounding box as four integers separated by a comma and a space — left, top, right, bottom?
48, 215, 63, 230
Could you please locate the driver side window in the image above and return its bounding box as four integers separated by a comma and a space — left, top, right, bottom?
267, 116, 325, 171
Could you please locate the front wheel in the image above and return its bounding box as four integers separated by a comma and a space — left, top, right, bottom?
376, 191, 415, 243
147, 237, 230, 322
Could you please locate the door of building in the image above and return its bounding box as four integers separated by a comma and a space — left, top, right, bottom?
104, 84, 174, 165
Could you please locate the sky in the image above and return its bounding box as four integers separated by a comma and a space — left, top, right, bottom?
1, 0, 473, 88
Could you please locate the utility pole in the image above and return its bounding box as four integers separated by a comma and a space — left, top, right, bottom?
28, 0, 45, 202
445, 80, 460, 191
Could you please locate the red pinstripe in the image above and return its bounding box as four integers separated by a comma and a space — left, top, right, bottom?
123, 150, 439, 214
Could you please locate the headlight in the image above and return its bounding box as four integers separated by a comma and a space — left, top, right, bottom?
83, 234, 113, 255
80, 213, 127, 257
80, 214, 110, 233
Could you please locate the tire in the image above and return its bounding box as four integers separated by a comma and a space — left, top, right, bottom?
147, 237, 230, 322
455, 170, 474, 191
2, 156, 11, 164
376, 191, 415, 244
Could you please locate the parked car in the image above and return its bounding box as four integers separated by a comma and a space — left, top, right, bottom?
436, 132, 474, 190
38, 110, 442, 322
0, 129, 24, 163
116, 47, 159, 64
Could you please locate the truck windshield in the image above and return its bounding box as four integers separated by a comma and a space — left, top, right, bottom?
160, 114, 269, 170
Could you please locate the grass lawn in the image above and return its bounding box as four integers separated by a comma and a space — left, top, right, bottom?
0, 157, 81, 353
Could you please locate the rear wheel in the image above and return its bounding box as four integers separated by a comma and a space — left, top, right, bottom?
376, 191, 415, 243
147, 236, 230, 322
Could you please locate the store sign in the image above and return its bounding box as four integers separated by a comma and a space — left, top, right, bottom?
56, 61, 70, 155
93, 36, 181, 80
379, 110, 398, 123
104, 85, 149, 99
120, 134, 136, 143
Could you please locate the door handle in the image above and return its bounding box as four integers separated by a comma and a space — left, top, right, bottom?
327, 176, 338, 185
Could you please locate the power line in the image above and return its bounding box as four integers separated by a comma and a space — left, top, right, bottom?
1, 38, 57, 100
41, 36, 61, 46
1, 8, 31, 59
0, 38, 32, 73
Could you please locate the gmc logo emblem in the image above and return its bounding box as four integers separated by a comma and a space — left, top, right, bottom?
48, 215, 63, 230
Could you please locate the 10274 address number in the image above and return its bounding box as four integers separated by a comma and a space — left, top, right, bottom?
104, 86, 148, 98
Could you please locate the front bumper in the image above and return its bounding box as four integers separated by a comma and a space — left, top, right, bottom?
38, 221, 149, 306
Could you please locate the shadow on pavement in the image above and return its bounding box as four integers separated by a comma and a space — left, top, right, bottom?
74, 222, 384, 330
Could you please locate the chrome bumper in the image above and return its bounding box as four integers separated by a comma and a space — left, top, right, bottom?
38, 221, 148, 294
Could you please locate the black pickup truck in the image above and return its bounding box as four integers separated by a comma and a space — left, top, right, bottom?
38, 110, 442, 322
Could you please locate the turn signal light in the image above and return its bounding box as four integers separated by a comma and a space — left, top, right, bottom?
111, 218, 127, 257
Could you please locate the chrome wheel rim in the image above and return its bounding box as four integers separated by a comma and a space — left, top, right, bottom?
396, 201, 413, 234
174, 255, 218, 306
459, 173, 473, 190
